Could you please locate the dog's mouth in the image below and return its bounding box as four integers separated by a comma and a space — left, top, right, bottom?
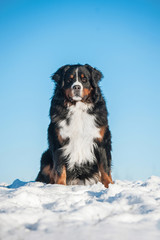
71, 89, 82, 101
65, 88, 82, 102
72, 91, 82, 101
72, 95, 82, 101
71, 82, 83, 102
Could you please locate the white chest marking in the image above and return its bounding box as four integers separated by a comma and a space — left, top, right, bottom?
59, 102, 101, 170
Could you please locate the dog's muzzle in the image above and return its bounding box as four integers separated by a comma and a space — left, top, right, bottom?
72, 84, 82, 101
73, 85, 81, 95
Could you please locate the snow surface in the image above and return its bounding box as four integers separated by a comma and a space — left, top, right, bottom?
0, 176, 160, 240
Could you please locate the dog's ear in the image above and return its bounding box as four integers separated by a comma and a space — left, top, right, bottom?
84, 64, 103, 85
84, 64, 103, 103
51, 65, 71, 86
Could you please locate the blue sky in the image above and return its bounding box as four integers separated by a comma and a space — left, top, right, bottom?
0, 0, 160, 183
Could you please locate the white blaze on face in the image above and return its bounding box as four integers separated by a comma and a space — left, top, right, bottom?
75, 68, 79, 82
71, 68, 83, 101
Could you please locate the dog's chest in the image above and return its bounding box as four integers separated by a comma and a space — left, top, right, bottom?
59, 102, 100, 169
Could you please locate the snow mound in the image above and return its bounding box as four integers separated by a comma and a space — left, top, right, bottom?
0, 176, 160, 240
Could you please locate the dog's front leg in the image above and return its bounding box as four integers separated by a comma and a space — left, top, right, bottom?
54, 165, 67, 185
99, 163, 113, 188
97, 147, 113, 188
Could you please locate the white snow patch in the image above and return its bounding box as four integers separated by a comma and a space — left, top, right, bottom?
0, 176, 160, 240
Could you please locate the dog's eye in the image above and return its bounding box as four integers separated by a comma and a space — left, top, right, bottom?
82, 78, 87, 83
82, 77, 87, 83
67, 75, 74, 83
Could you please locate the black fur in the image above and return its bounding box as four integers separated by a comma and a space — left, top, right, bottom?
36, 64, 112, 186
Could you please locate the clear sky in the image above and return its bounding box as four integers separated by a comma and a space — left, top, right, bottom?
0, 0, 160, 184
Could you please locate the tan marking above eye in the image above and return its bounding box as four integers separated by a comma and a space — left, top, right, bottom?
70, 74, 74, 79
81, 74, 85, 78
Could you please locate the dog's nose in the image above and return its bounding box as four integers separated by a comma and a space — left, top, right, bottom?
73, 85, 81, 90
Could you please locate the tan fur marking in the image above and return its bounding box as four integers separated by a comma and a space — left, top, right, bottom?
97, 126, 106, 142
81, 73, 84, 78
56, 128, 64, 145
42, 165, 51, 176
70, 74, 74, 79
82, 88, 91, 98
55, 166, 66, 185
99, 164, 113, 188
42, 165, 55, 184
65, 88, 73, 100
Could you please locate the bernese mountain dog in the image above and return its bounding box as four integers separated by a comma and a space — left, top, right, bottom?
36, 64, 113, 188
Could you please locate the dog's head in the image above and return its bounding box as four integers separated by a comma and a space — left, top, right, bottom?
51, 64, 103, 103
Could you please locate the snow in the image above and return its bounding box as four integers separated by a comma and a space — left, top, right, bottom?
0, 177, 160, 240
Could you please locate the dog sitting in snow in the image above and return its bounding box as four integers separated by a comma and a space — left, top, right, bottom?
36, 64, 113, 188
